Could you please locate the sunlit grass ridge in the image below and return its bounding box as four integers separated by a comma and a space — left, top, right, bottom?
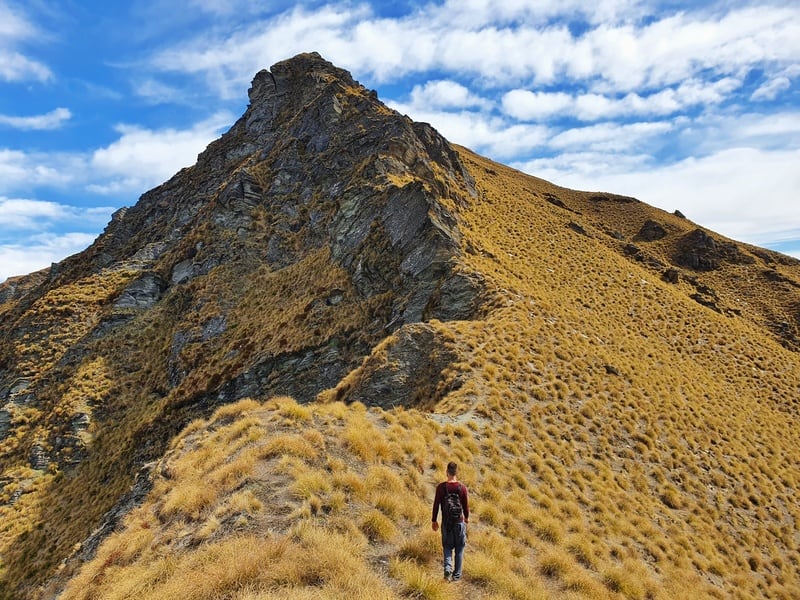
59, 149, 800, 599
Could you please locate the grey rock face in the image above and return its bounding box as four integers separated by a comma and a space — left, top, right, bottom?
211, 343, 352, 406
340, 323, 458, 409
675, 229, 755, 271
0, 409, 10, 439
171, 259, 197, 285
114, 273, 165, 310
71, 413, 91, 434
7, 378, 34, 405
29, 444, 49, 470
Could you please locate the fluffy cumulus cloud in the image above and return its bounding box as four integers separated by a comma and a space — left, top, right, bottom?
0, 197, 68, 229
503, 78, 744, 122
409, 80, 492, 111
0, 232, 97, 281
88, 112, 233, 194
0, 196, 113, 281
0, 197, 112, 232
0, 149, 81, 192
502, 90, 573, 120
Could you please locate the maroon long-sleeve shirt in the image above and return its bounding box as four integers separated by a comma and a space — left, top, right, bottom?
432, 480, 469, 524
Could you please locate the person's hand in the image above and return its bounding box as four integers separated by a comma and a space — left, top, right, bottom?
432, 521, 439, 532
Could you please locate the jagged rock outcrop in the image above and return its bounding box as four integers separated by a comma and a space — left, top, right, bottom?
113, 273, 165, 310
81, 53, 479, 330
674, 228, 754, 271
0, 53, 489, 597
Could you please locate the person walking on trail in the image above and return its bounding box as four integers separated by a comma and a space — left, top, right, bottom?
431, 461, 469, 582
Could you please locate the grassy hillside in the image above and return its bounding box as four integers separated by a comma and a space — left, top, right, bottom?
49, 149, 800, 599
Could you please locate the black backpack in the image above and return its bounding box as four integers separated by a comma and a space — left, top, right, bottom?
443, 483, 463, 526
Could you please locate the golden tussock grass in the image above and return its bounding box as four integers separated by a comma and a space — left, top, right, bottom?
8, 134, 800, 600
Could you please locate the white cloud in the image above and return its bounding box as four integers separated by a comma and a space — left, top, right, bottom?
0, 197, 66, 228
751, 77, 791, 101
502, 78, 741, 122
583, 7, 800, 92
0, 148, 80, 192
0, 107, 71, 130
512, 151, 652, 182
88, 111, 233, 194
0, 197, 112, 231
0, 50, 52, 82
549, 121, 673, 151
409, 80, 492, 111
149, 4, 368, 98
517, 147, 800, 247
0, 1, 38, 40
145, 2, 800, 98
135, 78, 188, 104
502, 90, 572, 120
0, 232, 96, 282
0, 2, 52, 82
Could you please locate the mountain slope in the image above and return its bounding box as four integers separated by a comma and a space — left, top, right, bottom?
0, 53, 798, 599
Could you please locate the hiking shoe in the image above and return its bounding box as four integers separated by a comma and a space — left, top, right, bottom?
444, 571, 452, 581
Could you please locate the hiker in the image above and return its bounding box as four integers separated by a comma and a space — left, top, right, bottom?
431, 461, 469, 582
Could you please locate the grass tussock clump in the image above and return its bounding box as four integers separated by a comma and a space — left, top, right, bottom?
389, 558, 454, 600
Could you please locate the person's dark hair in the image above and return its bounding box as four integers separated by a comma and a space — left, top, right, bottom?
446, 461, 458, 476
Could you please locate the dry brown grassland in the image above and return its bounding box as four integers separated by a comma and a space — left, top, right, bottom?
54, 148, 799, 599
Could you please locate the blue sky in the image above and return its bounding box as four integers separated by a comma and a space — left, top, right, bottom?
1, 0, 799, 282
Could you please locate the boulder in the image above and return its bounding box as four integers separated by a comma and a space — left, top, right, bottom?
637, 219, 667, 241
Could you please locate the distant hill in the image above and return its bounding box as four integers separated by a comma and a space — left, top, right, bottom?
0, 52, 797, 600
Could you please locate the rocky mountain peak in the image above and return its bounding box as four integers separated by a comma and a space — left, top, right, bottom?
0, 51, 487, 488
247, 52, 356, 126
